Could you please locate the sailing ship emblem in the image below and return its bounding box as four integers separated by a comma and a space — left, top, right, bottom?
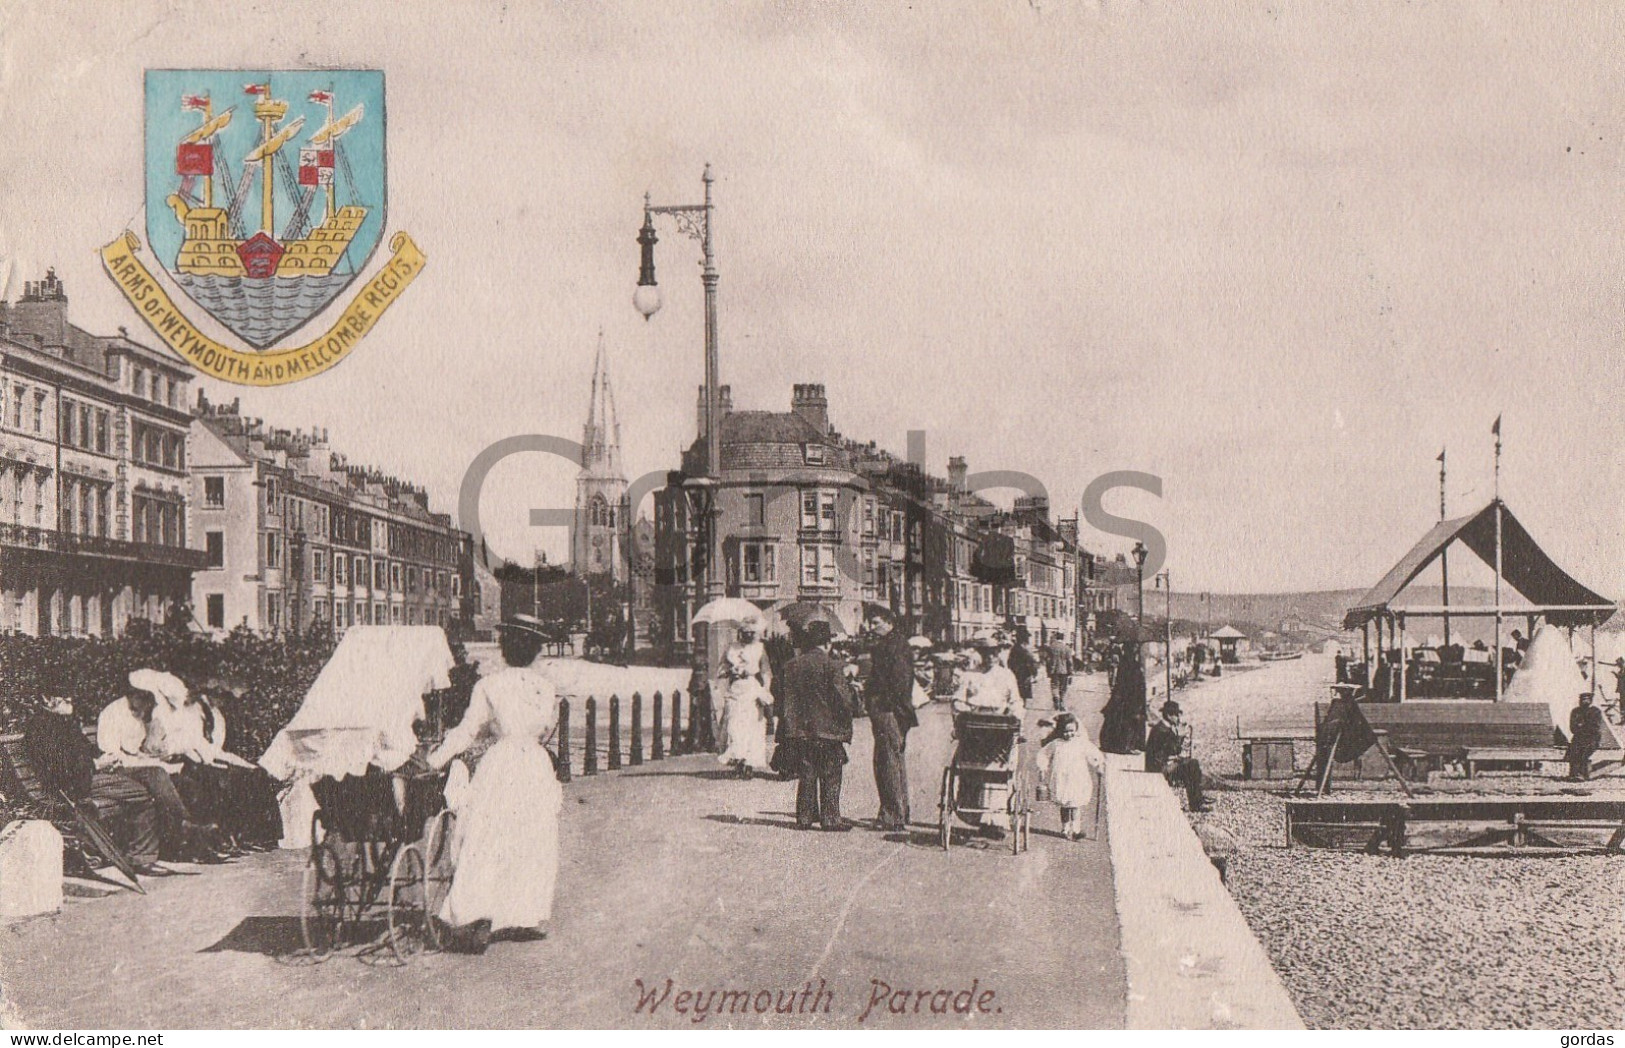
100, 70, 424, 385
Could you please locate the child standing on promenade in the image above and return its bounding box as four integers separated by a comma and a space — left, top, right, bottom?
1038, 713, 1104, 841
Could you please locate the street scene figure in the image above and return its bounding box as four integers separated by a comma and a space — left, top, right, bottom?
1145, 701, 1208, 813
1007, 628, 1040, 709
95, 678, 219, 861
862, 607, 916, 831
428, 618, 565, 947
1098, 641, 1147, 755
1037, 713, 1103, 841
1045, 635, 1074, 709
953, 636, 1025, 721
1566, 692, 1605, 782
22, 696, 160, 873
774, 621, 859, 832
714, 621, 773, 778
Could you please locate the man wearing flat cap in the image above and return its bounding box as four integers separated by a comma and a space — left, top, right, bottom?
774, 620, 860, 831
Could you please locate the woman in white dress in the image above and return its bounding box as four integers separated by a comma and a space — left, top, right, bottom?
951, 640, 1027, 837
427, 617, 562, 949
714, 623, 774, 777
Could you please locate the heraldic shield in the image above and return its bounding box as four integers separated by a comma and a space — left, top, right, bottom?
144, 70, 387, 350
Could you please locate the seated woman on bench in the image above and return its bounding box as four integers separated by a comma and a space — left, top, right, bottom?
23, 695, 162, 874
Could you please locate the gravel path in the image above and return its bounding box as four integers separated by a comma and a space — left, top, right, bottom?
1178, 654, 1625, 1029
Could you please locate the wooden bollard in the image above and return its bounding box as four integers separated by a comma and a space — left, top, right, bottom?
630, 693, 644, 766
652, 692, 664, 760
584, 697, 598, 776
556, 698, 572, 783
608, 695, 622, 771
670, 689, 684, 756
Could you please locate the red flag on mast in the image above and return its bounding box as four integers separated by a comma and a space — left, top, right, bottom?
243, 83, 268, 96
181, 94, 210, 111
308, 89, 333, 104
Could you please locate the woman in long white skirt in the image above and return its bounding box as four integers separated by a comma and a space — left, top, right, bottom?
714, 623, 774, 777
428, 618, 562, 947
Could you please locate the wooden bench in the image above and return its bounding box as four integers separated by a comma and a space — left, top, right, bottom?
1288, 797, 1625, 855
1235, 715, 1315, 780
0, 730, 143, 889
0, 731, 64, 814
1315, 701, 1618, 779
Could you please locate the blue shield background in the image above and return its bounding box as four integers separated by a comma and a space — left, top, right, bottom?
145, 69, 386, 349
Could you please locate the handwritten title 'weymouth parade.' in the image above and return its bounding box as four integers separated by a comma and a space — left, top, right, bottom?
632, 978, 1002, 1024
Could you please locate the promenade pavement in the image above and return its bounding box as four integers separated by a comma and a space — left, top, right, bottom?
1, 686, 1125, 1029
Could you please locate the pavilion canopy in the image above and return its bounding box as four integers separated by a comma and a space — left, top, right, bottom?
1343, 500, 1615, 630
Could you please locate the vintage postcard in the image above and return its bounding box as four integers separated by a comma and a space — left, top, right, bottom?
0, 0, 1621, 1035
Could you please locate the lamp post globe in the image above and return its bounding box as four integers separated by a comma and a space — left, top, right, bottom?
633, 283, 662, 320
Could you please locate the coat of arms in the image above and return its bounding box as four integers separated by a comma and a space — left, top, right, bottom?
100, 70, 423, 385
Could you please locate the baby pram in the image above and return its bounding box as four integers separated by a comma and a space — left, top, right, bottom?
937, 711, 1033, 854
259, 627, 461, 963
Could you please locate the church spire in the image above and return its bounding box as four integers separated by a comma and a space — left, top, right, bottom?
581, 329, 624, 481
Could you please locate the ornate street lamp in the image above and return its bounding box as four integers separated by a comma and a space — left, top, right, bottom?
1156, 568, 1173, 700
1131, 540, 1148, 634
636, 165, 724, 674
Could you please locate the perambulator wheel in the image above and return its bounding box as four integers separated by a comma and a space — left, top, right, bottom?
420, 811, 457, 953
301, 840, 345, 959
386, 844, 430, 963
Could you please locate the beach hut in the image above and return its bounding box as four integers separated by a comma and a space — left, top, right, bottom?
1210, 625, 1246, 664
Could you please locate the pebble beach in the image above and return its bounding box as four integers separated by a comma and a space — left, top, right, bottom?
1178, 653, 1625, 1029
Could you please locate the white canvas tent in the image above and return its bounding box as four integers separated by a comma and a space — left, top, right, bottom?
1505, 624, 1617, 745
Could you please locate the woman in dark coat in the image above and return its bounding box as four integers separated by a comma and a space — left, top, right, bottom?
1099, 641, 1147, 754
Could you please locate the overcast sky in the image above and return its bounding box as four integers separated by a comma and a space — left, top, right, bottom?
1, 1, 1620, 595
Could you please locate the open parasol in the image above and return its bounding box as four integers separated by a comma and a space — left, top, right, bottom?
773, 601, 846, 636
691, 597, 766, 627
907, 635, 934, 649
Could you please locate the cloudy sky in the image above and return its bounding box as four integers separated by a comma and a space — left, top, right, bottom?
1, 1, 1620, 595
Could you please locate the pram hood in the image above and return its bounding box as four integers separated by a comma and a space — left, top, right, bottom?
259, 626, 456, 781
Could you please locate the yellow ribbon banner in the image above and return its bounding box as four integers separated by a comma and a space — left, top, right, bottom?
99, 231, 425, 386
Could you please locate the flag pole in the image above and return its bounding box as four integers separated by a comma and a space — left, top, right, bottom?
1438, 448, 1450, 647
1493, 417, 1503, 702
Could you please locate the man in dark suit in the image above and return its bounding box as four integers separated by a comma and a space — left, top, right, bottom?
22, 696, 161, 871
1567, 691, 1605, 781
863, 608, 917, 831
776, 621, 859, 831
1007, 628, 1040, 707
1145, 701, 1209, 811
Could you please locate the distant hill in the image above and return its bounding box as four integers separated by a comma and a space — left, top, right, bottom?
1115, 585, 1573, 643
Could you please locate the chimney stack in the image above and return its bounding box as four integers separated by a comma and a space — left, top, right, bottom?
1014, 494, 1050, 526
695, 383, 734, 439
791, 383, 830, 435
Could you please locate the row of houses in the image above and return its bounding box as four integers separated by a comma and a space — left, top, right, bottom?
649, 381, 1126, 659
0, 270, 480, 639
